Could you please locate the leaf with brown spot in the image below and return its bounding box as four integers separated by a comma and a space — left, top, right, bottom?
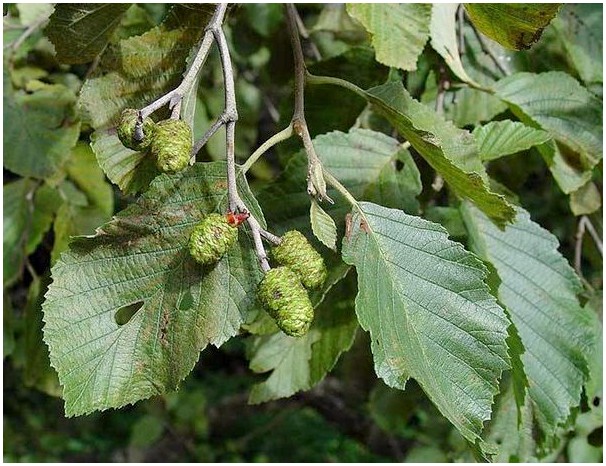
43, 162, 265, 416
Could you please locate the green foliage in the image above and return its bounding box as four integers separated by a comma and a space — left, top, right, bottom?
42, 163, 264, 415
494, 71, 603, 194
364, 82, 516, 227
4, 72, 81, 179
551, 4, 603, 88
473, 120, 551, 161
310, 199, 337, 251
346, 4, 431, 70
45, 4, 131, 64
464, 4, 561, 50
462, 204, 597, 441
342, 202, 510, 445
3, 3, 602, 462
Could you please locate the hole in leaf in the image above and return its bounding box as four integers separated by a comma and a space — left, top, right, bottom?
395, 159, 404, 172
593, 396, 601, 408
588, 427, 603, 447
178, 290, 194, 310
115, 301, 144, 325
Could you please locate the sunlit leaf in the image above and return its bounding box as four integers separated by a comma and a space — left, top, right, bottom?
464, 4, 561, 50
346, 4, 431, 71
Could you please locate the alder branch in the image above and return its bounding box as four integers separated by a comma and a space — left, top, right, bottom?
238, 4, 330, 195
213, 24, 276, 271
465, 11, 509, 77
292, 5, 322, 61
457, 5, 465, 58
134, 3, 228, 141
6, 14, 49, 52
575, 215, 603, 283
285, 3, 332, 203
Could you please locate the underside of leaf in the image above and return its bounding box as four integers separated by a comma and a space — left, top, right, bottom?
42, 162, 264, 416
342, 202, 511, 444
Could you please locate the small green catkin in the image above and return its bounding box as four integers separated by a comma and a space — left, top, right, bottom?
189, 213, 238, 265
152, 119, 192, 173
117, 108, 156, 151
272, 230, 327, 289
257, 267, 314, 337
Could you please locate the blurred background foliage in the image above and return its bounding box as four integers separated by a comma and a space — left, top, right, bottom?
3, 3, 602, 462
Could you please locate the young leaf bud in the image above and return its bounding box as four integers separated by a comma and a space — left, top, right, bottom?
272, 230, 327, 289
257, 266, 314, 337
151, 119, 192, 173
189, 213, 238, 265
117, 108, 156, 151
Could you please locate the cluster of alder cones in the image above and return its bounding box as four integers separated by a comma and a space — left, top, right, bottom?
117, 110, 327, 337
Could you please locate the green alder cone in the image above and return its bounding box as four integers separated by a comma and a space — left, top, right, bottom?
188, 213, 238, 265
116, 108, 155, 151
152, 119, 192, 173
272, 230, 327, 289
257, 266, 314, 337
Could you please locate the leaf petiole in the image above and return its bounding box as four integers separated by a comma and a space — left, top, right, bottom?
241, 124, 294, 174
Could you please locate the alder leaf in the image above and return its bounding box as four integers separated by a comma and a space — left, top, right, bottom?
90, 128, 159, 195
464, 4, 561, 50
569, 182, 601, 216
363, 81, 515, 228
430, 4, 478, 85
310, 199, 337, 251
551, 4, 603, 86
461, 203, 597, 441
79, 7, 211, 130
341, 201, 510, 444
346, 4, 431, 71
473, 120, 551, 161
45, 4, 131, 64
43, 162, 265, 416
494, 71, 602, 193
4, 73, 80, 179
259, 128, 421, 236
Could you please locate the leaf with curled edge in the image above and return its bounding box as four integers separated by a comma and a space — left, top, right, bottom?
363, 82, 515, 228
